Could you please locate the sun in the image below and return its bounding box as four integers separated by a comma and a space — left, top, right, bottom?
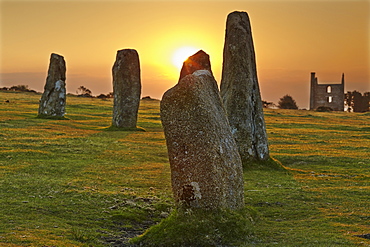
172, 46, 199, 69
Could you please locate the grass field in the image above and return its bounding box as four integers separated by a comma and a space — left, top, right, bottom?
0, 91, 369, 246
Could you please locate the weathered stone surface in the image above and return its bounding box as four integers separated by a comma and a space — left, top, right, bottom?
161, 54, 244, 209
38, 53, 66, 117
220, 11, 269, 162
112, 49, 141, 128
179, 50, 213, 80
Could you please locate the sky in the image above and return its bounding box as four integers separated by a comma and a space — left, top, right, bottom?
1, 0, 369, 109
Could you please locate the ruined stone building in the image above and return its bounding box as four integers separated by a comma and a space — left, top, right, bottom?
309, 72, 345, 111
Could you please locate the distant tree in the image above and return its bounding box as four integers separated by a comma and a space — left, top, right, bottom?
278, 95, 298, 109
97, 94, 107, 99
6, 85, 37, 93
76, 86, 92, 97
97, 92, 113, 99
9, 85, 29, 92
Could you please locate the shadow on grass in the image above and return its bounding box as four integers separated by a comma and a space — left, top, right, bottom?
104, 126, 146, 132
36, 114, 70, 120
243, 157, 287, 172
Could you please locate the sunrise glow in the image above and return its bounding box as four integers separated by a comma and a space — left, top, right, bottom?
0, 1, 368, 106
172, 46, 199, 69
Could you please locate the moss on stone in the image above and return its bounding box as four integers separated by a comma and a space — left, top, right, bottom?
130, 207, 258, 246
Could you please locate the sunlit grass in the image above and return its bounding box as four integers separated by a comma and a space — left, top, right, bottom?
263, 109, 369, 246
0, 91, 369, 246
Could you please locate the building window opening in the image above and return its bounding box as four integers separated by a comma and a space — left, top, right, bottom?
327, 86, 332, 93
327, 96, 333, 103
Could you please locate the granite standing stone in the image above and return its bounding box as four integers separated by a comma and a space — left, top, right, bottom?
38, 53, 66, 117
112, 49, 141, 128
179, 50, 213, 80
161, 51, 244, 210
220, 11, 269, 163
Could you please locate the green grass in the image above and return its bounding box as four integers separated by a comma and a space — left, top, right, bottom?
0, 91, 369, 246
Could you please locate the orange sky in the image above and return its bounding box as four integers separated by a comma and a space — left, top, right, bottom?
1, 0, 369, 109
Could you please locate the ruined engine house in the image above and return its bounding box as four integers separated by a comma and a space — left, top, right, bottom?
309, 72, 344, 111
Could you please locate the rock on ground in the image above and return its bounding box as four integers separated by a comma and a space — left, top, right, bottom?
220, 11, 269, 163
112, 49, 141, 128
38, 53, 66, 117
161, 51, 244, 209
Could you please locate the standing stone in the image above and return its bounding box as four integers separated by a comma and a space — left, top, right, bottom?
160, 51, 244, 210
179, 50, 213, 80
112, 49, 141, 128
38, 53, 66, 117
220, 11, 269, 163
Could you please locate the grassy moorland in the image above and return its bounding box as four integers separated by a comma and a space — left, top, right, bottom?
0, 91, 369, 246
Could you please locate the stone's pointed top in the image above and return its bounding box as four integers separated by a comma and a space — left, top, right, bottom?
51, 53, 64, 59
228, 10, 250, 16
115, 49, 139, 60
227, 11, 249, 22
226, 11, 251, 32
190, 49, 208, 57
117, 48, 138, 54
179, 50, 213, 81
227, 11, 250, 21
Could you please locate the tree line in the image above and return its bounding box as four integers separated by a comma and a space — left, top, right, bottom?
263, 92, 369, 112
2, 85, 369, 112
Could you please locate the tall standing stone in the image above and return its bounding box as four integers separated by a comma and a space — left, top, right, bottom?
161, 51, 244, 210
112, 49, 141, 128
220, 11, 269, 163
179, 50, 213, 81
38, 53, 66, 118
